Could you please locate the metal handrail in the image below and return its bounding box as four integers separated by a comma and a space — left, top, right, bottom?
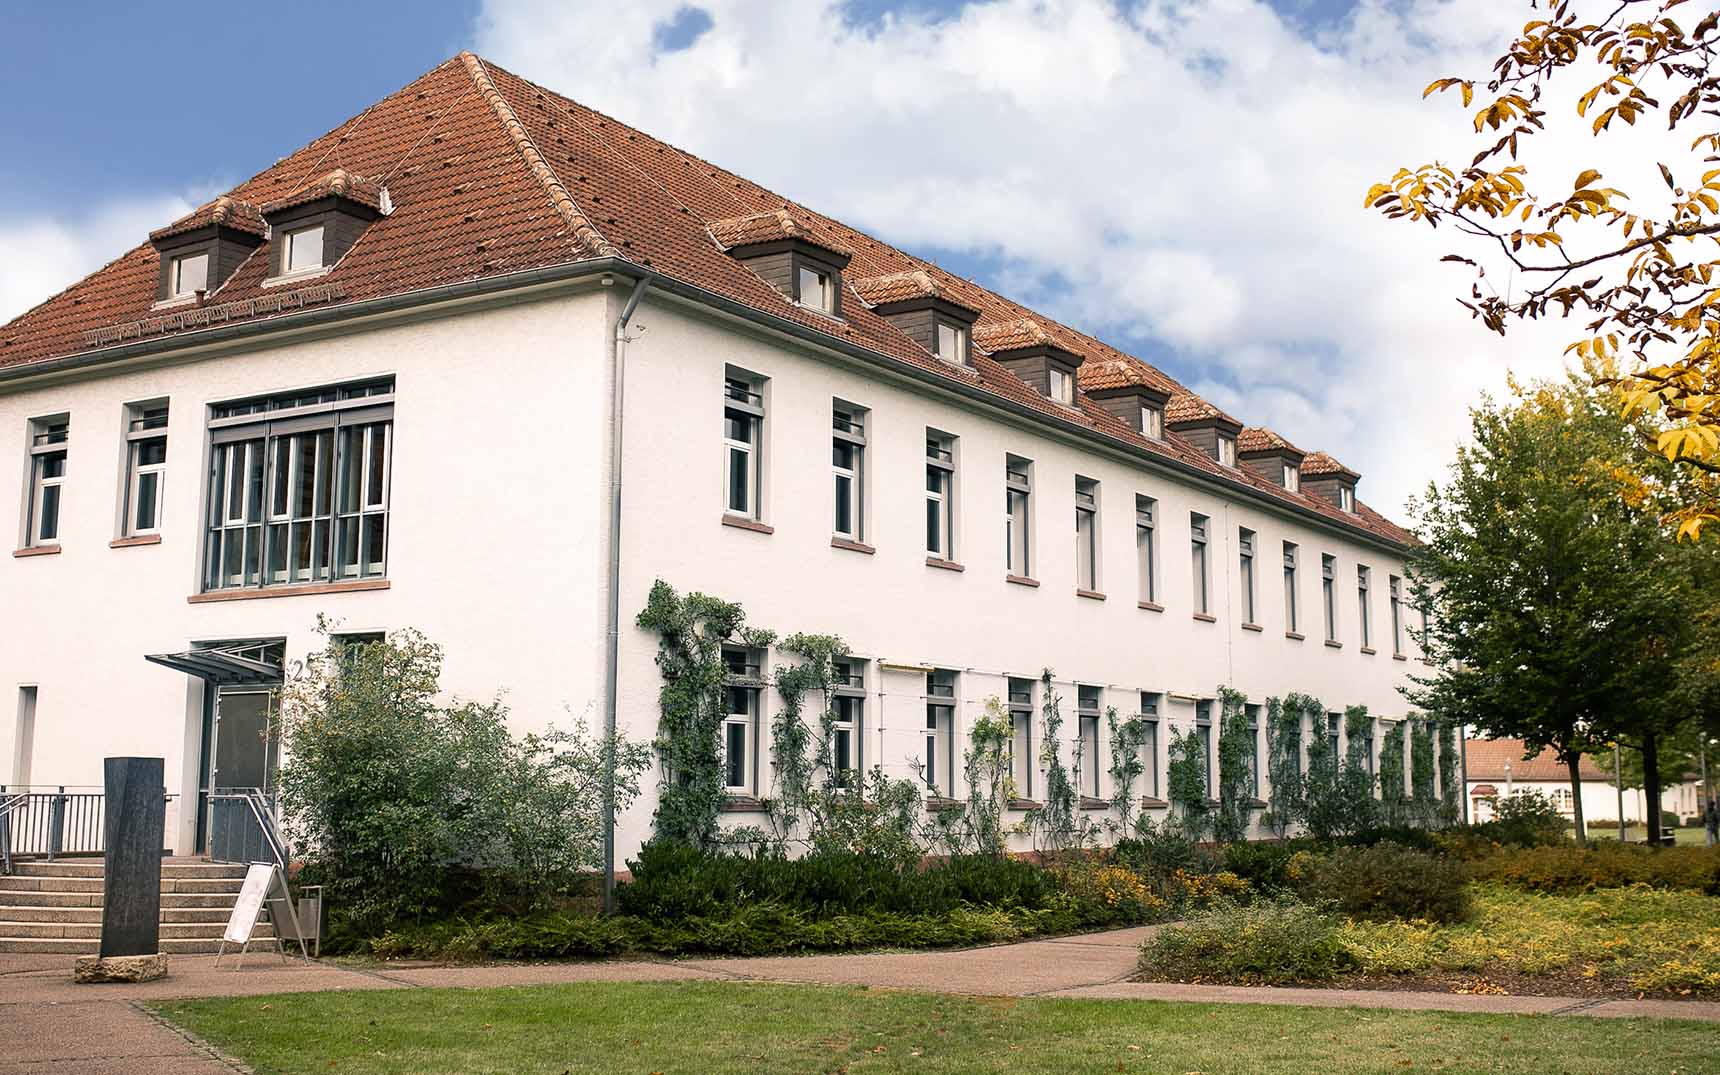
0, 793, 26, 875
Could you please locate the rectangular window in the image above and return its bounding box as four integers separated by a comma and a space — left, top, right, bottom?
122, 401, 169, 537
1141, 404, 1163, 440
23, 416, 69, 548
832, 403, 866, 541
1008, 677, 1035, 799
284, 224, 325, 274
796, 262, 833, 313
831, 657, 865, 788
1217, 433, 1236, 468
1048, 367, 1073, 404
1075, 477, 1099, 592
1238, 527, 1256, 624
1006, 456, 1032, 578
1135, 495, 1157, 603
925, 670, 957, 795
1139, 692, 1161, 798
203, 379, 391, 592
171, 252, 209, 298
926, 432, 956, 559
1077, 685, 1102, 797
1190, 512, 1210, 615
1283, 461, 1299, 492
1357, 565, 1372, 649
1339, 485, 1355, 513
723, 372, 765, 520
1327, 712, 1342, 763
1322, 554, 1338, 642
1195, 699, 1214, 793
934, 320, 967, 365
1245, 703, 1262, 797
1390, 575, 1404, 655
723, 647, 763, 793
1283, 542, 1300, 634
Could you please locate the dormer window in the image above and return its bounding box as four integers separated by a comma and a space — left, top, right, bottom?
283, 224, 326, 275
1049, 367, 1074, 405
711, 209, 852, 318
934, 319, 968, 365
1283, 462, 1300, 492
1141, 404, 1163, 440
170, 253, 209, 298
1217, 433, 1237, 468
797, 262, 834, 313
1339, 485, 1355, 513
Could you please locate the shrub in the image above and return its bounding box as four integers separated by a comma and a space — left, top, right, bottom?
1468, 843, 1720, 895
1139, 897, 1358, 985
1483, 790, 1569, 847
1221, 840, 1312, 893
1296, 842, 1472, 923
1055, 862, 1169, 926
1112, 824, 1215, 886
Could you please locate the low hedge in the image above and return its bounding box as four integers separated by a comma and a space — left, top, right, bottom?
1295, 842, 1472, 924
1139, 897, 1358, 985
1468, 843, 1720, 895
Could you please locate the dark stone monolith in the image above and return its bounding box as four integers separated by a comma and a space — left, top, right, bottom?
97, 757, 164, 958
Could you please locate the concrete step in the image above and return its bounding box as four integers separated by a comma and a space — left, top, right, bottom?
0, 920, 273, 941
7, 861, 249, 880
0, 905, 233, 924
0, 876, 244, 895
0, 890, 237, 909
0, 936, 271, 956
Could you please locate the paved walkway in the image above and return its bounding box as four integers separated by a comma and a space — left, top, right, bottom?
3, 929, 1716, 1072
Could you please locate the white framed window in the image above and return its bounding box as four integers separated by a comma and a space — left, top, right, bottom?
1284, 541, 1300, 634
723, 647, 763, 794
723, 371, 765, 520
1357, 565, 1372, 649
926, 432, 956, 559
1390, 574, 1404, 655
796, 261, 834, 313
122, 401, 169, 536
203, 378, 392, 591
1283, 461, 1299, 492
1048, 366, 1073, 404
1007, 676, 1035, 799
1135, 495, 1157, 603
1141, 404, 1163, 440
1339, 485, 1355, 513
1195, 700, 1214, 791
23, 416, 69, 548
1239, 527, 1257, 625
1327, 712, 1342, 762
831, 656, 865, 788
1139, 692, 1161, 798
934, 319, 968, 365
283, 224, 325, 274
1217, 433, 1237, 468
171, 252, 210, 298
1190, 512, 1210, 615
1075, 477, 1099, 592
1006, 456, 1032, 578
1245, 703, 1262, 797
1322, 554, 1338, 641
1077, 685, 1102, 797
925, 670, 957, 796
832, 403, 866, 541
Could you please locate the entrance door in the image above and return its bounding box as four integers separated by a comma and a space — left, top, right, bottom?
206, 689, 280, 864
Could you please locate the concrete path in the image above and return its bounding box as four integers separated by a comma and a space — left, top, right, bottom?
3, 928, 1716, 1072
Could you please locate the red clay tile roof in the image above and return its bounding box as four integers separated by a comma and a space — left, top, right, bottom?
1166, 393, 1240, 427
1081, 358, 1173, 395
1302, 451, 1360, 479
973, 317, 1082, 357
0, 51, 1414, 550
260, 168, 383, 216
149, 196, 267, 243
850, 269, 976, 313
1465, 739, 1609, 782
708, 208, 853, 259
1238, 427, 1303, 457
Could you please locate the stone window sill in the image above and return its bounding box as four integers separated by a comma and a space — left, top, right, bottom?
188, 579, 389, 604
1076, 589, 1106, 601
1285, 631, 1306, 642
1079, 796, 1109, 811
1006, 574, 1040, 588
1241, 622, 1263, 632
924, 797, 964, 813
926, 557, 964, 572
1360, 646, 1378, 656
13, 545, 61, 558
718, 794, 764, 813
1139, 797, 1168, 809
1393, 653, 1409, 662
1192, 612, 1217, 623
721, 515, 774, 535
831, 537, 875, 555
1137, 600, 1163, 612
1325, 639, 1343, 649
110, 534, 162, 549
1007, 798, 1042, 811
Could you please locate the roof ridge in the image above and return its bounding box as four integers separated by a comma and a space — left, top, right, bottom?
459, 51, 618, 260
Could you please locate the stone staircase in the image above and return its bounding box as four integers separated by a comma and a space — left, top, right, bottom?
0, 859, 269, 955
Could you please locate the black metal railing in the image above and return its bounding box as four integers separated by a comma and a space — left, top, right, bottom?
0, 786, 105, 868
206, 789, 289, 870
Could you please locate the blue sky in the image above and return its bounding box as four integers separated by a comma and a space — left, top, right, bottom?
0, 1, 1574, 512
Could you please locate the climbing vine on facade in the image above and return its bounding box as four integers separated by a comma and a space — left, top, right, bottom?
1262, 696, 1304, 838
1104, 705, 1153, 837
921, 697, 1016, 857
1031, 670, 1092, 855
1166, 726, 1210, 840
1212, 687, 1255, 843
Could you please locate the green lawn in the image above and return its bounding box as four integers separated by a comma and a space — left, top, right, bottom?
1582, 826, 1710, 847
158, 981, 1719, 1075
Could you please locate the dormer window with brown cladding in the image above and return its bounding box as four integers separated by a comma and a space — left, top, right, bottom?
1166, 395, 1243, 465
711, 209, 853, 319
1238, 427, 1306, 490
259, 169, 386, 284
851, 269, 979, 367
1083, 360, 1172, 439
147, 196, 267, 305
973, 319, 1084, 405
1300, 451, 1362, 512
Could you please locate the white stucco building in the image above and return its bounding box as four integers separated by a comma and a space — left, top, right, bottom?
1466, 738, 1706, 829
1, 53, 1440, 874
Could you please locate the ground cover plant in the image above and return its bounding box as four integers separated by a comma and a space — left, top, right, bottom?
157, 981, 1720, 1075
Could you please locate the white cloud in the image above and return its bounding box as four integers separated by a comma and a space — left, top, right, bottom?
0, 196, 200, 324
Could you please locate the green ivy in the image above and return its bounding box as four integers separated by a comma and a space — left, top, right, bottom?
763, 631, 846, 848
920, 697, 1016, 857
1104, 706, 1153, 838
1436, 720, 1461, 826
1212, 687, 1255, 842
1377, 720, 1408, 824
1031, 670, 1093, 855
1262, 696, 1305, 839
1166, 726, 1210, 840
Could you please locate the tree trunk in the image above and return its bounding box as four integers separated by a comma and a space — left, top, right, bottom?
1643, 731, 1663, 846
1566, 753, 1587, 848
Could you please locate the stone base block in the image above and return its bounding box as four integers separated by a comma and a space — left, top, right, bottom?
74, 953, 168, 983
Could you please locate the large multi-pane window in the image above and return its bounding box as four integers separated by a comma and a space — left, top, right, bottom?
1238, 527, 1257, 624
122, 401, 168, 537
1283, 541, 1300, 634
23, 415, 69, 548
832, 403, 866, 541
1195, 700, 1214, 792
1077, 685, 1102, 797
1357, 565, 1372, 649
1005, 456, 1032, 578
722, 647, 762, 793
1390, 575, 1405, 655
831, 656, 865, 787
926, 432, 956, 559
1075, 477, 1099, 592
203, 378, 392, 592
1190, 513, 1211, 615
1139, 692, 1161, 798
925, 670, 957, 795
1135, 495, 1157, 604
1322, 554, 1338, 641
723, 372, 765, 519
1007, 677, 1035, 798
